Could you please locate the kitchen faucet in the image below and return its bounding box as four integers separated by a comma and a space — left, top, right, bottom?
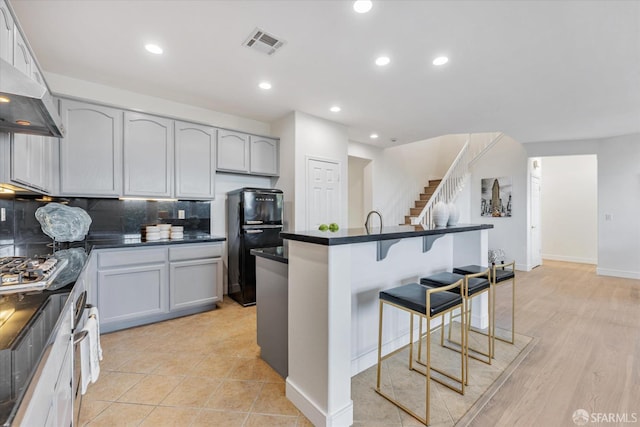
364, 210, 383, 233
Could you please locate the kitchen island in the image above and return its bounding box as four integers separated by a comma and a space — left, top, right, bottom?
281, 224, 492, 427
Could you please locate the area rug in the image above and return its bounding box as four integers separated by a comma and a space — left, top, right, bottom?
351, 326, 537, 426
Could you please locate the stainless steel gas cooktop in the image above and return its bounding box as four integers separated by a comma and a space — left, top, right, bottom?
0, 256, 68, 295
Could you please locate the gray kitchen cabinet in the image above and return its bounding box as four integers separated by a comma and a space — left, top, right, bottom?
97, 248, 168, 329
175, 121, 216, 200
59, 98, 123, 196
217, 129, 250, 173
12, 28, 31, 76
123, 112, 174, 197
169, 243, 223, 310
10, 132, 57, 193
0, 0, 14, 64
250, 136, 279, 176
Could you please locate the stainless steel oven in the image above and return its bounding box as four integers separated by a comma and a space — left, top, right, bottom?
72, 291, 88, 426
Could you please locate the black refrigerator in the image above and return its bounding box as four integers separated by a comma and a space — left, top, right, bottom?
227, 187, 283, 306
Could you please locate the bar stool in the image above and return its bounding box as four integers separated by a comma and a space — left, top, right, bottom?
419, 270, 492, 382
453, 262, 516, 347
376, 280, 465, 425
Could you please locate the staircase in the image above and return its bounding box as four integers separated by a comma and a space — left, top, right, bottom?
404, 133, 504, 227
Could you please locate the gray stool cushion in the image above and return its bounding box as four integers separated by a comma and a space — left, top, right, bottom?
420, 272, 490, 296
380, 283, 462, 317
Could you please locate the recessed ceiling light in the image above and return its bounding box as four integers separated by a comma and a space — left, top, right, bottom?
375, 56, 390, 66
145, 43, 163, 55
330, 106, 341, 113
0, 96, 10, 103
370, 133, 379, 139
259, 81, 272, 90
433, 56, 449, 66
353, 0, 373, 14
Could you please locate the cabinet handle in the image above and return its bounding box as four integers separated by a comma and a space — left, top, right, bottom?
245, 230, 264, 234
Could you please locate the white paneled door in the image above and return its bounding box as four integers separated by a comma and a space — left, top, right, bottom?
306, 158, 341, 230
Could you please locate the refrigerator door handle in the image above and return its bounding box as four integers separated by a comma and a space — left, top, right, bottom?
245, 229, 264, 234
246, 220, 263, 225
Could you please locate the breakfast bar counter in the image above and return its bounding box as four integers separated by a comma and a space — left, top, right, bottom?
281, 223, 492, 427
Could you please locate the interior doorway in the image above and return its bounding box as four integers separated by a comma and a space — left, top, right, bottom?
348, 156, 372, 228
306, 157, 341, 230
529, 155, 598, 267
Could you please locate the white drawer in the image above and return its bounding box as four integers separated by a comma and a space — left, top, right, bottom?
169, 243, 222, 261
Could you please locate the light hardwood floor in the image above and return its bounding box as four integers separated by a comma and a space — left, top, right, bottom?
469, 260, 640, 426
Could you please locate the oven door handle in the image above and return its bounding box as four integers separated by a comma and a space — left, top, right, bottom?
74, 291, 88, 329
73, 330, 89, 345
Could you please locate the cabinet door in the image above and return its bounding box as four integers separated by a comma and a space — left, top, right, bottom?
59, 99, 123, 196
175, 121, 216, 200
216, 130, 250, 173
123, 112, 174, 197
13, 29, 31, 76
11, 132, 46, 190
169, 258, 222, 310
98, 263, 168, 325
250, 136, 279, 176
0, 1, 14, 64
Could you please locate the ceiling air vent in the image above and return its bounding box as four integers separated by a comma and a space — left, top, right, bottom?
243, 28, 286, 56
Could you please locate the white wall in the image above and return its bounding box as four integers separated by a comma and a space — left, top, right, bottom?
525, 133, 640, 278
468, 135, 529, 269
45, 72, 271, 136
540, 155, 598, 264
272, 112, 296, 231
348, 156, 370, 228
293, 111, 349, 231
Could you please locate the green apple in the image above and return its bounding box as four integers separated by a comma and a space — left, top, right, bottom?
329, 223, 339, 232
318, 224, 329, 231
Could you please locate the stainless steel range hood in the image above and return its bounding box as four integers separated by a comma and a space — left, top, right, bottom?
0, 58, 64, 138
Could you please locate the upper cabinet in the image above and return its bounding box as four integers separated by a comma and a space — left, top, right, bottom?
0, 1, 14, 64
10, 133, 58, 193
217, 130, 279, 176
175, 121, 216, 200
250, 136, 278, 176
217, 130, 250, 173
12, 29, 31, 76
59, 99, 123, 196
123, 112, 174, 198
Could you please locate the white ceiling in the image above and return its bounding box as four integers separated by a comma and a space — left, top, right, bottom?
10, 0, 640, 147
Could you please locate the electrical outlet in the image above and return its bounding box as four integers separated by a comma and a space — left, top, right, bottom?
0, 208, 5, 222
178, 210, 185, 219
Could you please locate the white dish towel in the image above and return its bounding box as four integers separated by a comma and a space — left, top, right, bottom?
80, 309, 103, 395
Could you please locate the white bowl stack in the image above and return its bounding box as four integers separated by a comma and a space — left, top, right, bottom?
170, 226, 184, 240
158, 224, 171, 239
145, 225, 160, 241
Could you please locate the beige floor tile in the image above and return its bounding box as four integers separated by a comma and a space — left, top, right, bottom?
227, 357, 283, 383
252, 382, 300, 416
245, 413, 299, 427
77, 400, 111, 426
205, 379, 263, 412
117, 374, 183, 405
152, 352, 207, 376
189, 354, 239, 379
83, 371, 145, 402
161, 376, 221, 407
85, 402, 154, 427
114, 351, 175, 374
295, 415, 315, 427
138, 406, 200, 427
99, 349, 135, 372
191, 408, 248, 426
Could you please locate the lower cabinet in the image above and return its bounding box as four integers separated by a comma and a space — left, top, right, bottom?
96, 243, 223, 333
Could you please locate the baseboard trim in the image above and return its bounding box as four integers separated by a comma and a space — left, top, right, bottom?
286, 379, 353, 427
596, 268, 640, 280
542, 253, 597, 265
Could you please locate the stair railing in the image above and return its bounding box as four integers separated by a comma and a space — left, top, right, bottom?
416, 132, 504, 227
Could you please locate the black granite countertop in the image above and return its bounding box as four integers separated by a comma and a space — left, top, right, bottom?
251, 246, 288, 264
280, 223, 494, 246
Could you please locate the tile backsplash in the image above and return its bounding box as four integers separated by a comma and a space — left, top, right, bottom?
0, 193, 210, 251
